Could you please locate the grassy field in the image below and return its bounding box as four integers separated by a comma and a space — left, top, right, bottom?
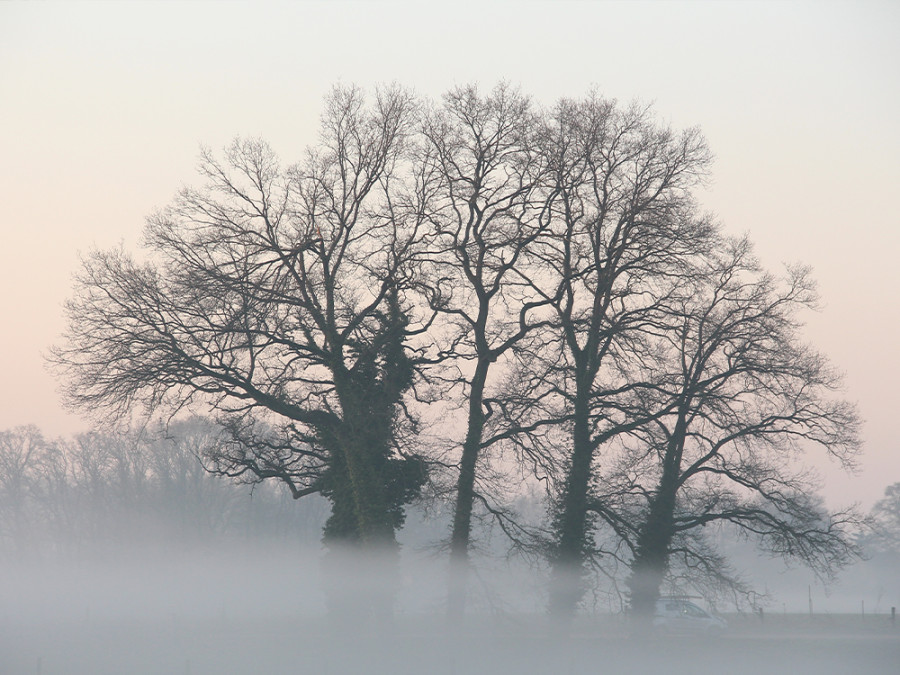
2, 611, 897, 675
2, 555, 896, 674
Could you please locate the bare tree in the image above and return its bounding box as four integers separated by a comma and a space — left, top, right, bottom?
868, 483, 900, 554
515, 94, 716, 619
419, 83, 551, 619
0, 426, 47, 556
47, 83, 868, 626
51, 86, 430, 551
605, 237, 862, 627
0, 421, 330, 561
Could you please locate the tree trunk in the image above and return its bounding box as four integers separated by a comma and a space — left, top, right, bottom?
343, 436, 397, 545
627, 416, 685, 631
321, 373, 402, 622
548, 389, 594, 620
627, 486, 677, 630
447, 357, 490, 622
321, 432, 401, 623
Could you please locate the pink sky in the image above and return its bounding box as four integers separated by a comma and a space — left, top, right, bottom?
1, 0, 897, 508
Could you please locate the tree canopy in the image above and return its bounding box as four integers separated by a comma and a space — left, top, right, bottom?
51, 83, 862, 618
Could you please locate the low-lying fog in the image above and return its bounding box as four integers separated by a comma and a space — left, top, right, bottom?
1, 432, 897, 674
2, 549, 897, 675
2, 518, 898, 674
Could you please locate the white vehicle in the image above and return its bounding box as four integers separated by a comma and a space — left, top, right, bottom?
652, 597, 727, 636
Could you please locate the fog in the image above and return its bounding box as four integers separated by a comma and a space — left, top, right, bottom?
1, 426, 897, 673
0, 425, 896, 674
1, 2, 897, 671
2, 507, 898, 675
3, 552, 898, 675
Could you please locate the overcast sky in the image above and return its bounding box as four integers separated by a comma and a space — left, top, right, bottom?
1, 0, 897, 508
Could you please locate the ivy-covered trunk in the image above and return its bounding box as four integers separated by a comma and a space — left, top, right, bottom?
317, 295, 426, 619
548, 380, 594, 620
626, 483, 678, 627
318, 391, 400, 546
627, 412, 686, 629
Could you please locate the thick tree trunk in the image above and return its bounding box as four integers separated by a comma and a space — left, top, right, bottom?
548, 391, 594, 620
447, 358, 490, 622
320, 421, 397, 546
343, 437, 397, 545
627, 415, 686, 631
323, 364, 401, 545
321, 371, 403, 622
627, 487, 677, 630
322, 437, 401, 624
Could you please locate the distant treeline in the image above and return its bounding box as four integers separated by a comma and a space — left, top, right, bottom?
3, 419, 898, 614
0, 421, 329, 560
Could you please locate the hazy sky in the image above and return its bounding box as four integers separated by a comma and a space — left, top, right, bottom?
1, 0, 897, 508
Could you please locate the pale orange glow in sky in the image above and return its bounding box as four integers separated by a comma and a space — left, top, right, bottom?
1, 0, 897, 507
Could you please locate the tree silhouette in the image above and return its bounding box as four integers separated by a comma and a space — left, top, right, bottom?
52, 86, 429, 550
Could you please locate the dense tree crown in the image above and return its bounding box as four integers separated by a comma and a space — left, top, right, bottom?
52, 84, 862, 618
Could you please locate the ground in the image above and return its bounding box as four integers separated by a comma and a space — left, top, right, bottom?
2, 612, 897, 675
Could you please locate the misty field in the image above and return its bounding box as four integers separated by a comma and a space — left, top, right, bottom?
3, 611, 898, 675
2, 551, 897, 675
